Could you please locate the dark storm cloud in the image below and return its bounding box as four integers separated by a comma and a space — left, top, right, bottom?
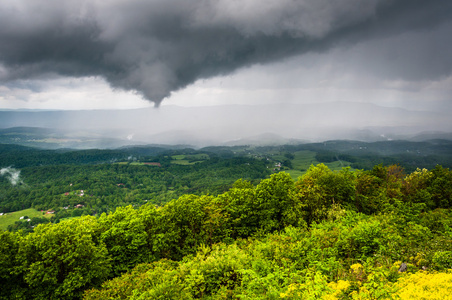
0, 0, 451, 106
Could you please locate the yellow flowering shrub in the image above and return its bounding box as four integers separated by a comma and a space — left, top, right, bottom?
350, 263, 364, 273
321, 263, 400, 299
395, 271, 452, 300
280, 283, 300, 299
324, 280, 351, 300
279, 272, 334, 299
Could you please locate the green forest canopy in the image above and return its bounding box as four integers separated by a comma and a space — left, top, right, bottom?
1, 163, 452, 299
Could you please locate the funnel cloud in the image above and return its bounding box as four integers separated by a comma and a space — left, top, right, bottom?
1, 0, 452, 106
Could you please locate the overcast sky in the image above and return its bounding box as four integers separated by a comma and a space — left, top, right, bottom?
0, 0, 452, 112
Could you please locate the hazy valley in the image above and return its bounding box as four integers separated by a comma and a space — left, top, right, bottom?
1, 102, 451, 149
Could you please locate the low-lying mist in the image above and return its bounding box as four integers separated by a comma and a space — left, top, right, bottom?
0, 167, 23, 186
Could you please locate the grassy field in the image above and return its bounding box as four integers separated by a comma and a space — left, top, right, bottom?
284, 150, 353, 180
171, 154, 186, 160
115, 162, 163, 166
291, 151, 318, 170
172, 154, 209, 160
277, 151, 317, 180
285, 169, 304, 180
171, 154, 209, 165
129, 162, 161, 166
0, 208, 52, 230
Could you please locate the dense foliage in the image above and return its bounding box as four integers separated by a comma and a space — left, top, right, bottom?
1, 164, 452, 299
0, 156, 270, 215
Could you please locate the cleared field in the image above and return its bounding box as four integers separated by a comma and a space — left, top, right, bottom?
172, 154, 209, 160
171, 154, 186, 160
129, 162, 161, 166
286, 169, 304, 180
283, 150, 354, 180
171, 154, 209, 165
0, 208, 52, 230
276, 151, 318, 180
291, 150, 318, 170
